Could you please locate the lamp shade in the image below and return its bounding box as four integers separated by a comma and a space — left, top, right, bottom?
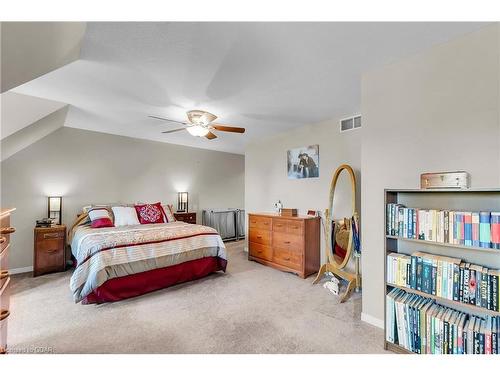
47, 196, 63, 225
177, 192, 189, 212
49, 197, 61, 211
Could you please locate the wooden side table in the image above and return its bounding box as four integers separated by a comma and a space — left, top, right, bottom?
33, 225, 66, 277
174, 212, 196, 224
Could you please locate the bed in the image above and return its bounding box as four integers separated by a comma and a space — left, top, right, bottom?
69, 219, 227, 304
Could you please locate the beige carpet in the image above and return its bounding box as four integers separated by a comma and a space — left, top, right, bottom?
8, 241, 385, 354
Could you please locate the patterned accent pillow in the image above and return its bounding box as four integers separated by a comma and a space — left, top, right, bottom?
134, 202, 165, 225
162, 204, 176, 223
88, 208, 114, 228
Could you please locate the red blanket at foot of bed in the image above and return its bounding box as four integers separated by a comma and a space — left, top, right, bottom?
82, 256, 227, 304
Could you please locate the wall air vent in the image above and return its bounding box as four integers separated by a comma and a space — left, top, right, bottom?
340, 115, 361, 132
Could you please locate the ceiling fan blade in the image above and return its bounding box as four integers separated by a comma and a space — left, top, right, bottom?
162, 128, 187, 134
211, 124, 245, 133
205, 131, 218, 140
149, 115, 189, 126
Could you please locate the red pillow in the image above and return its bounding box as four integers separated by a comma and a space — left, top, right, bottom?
88, 208, 114, 228
134, 202, 165, 224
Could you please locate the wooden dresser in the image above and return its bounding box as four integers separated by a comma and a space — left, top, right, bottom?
0, 208, 15, 354
248, 213, 320, 278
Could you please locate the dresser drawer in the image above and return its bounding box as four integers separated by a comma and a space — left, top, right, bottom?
0, 276, 10, 314
248, 242, 272, 261
272, 218, 288, 233
248, 228, 271, 246
248, 215, 272, 230
0, 314, 7, 354
286, 220, 304, 236
0, 244, 8, 273
272, 231, 304, 252
273, 248, 302, 270
0, 235, 8, 254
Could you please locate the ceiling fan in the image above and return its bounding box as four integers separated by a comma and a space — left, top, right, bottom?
149, 110, 245, 140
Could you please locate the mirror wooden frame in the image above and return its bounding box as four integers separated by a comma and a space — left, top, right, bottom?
312, 164, 361, 302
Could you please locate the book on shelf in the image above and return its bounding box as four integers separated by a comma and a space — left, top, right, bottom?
386, 204, 500, 250
387, 251, 500, 313
386, 287, 500, 354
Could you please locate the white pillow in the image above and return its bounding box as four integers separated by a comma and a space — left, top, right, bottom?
111, 206, 140, 226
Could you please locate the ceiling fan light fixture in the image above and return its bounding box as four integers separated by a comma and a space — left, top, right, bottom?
186, 125, 210, 137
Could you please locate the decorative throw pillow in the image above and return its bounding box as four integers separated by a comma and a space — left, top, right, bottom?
88, 208, 114, 228
162, 204, 176, 223
112, 206, 140, 226
134, 202, 165, 225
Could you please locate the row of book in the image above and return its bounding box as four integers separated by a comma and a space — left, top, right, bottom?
386, 288, 499, 354
387, 251, 499, 312
386, 204, 500, 249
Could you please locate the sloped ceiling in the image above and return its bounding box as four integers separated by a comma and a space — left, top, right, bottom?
1, 22, 86, 93
0, 22, 84, 160
11, 22, 489, 154
1, 92, 66, 139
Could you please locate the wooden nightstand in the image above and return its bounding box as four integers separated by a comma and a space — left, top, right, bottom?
174, 212, 196, 224
33, 225, 66, 277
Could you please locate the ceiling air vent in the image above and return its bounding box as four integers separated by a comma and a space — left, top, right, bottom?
340, 115, 361, 132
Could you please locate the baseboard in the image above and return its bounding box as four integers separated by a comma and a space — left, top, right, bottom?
361, 312, 384, 329
9, 266, 33, 275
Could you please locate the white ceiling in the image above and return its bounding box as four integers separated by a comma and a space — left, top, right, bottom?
1, 91, 66, 139
13, 22, 488, 154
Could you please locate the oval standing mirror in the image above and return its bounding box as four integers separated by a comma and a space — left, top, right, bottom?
313, 164, 361, 303
326, 164, 356, 270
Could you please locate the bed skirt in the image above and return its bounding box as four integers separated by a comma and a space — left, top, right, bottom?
82, 256, 227, 304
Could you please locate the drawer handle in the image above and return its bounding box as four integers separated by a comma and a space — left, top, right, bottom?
257, 250, 263, 253
44, 233, 62, 239
0, 271, 8, 280
0, 310, 9, 321
256, 236, 262, 239
0, 227, 15, 235
291, 226, 299, 229
46, 248, 59, 254
251, 221, 257, 224
276, 224, 283, 227
263, 222, 269, 225
284, 257, 291, 261
284, 241, 291, 244
0, 237, 5, 244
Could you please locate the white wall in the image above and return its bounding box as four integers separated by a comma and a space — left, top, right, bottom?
1, 127, 245, 270
245, 118, 361, 265
361, 24, 500, 323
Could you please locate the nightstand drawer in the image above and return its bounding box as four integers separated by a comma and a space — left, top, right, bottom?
35, 243, 64, 275
174, 212, 196, 224
38, 231, 64, 240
